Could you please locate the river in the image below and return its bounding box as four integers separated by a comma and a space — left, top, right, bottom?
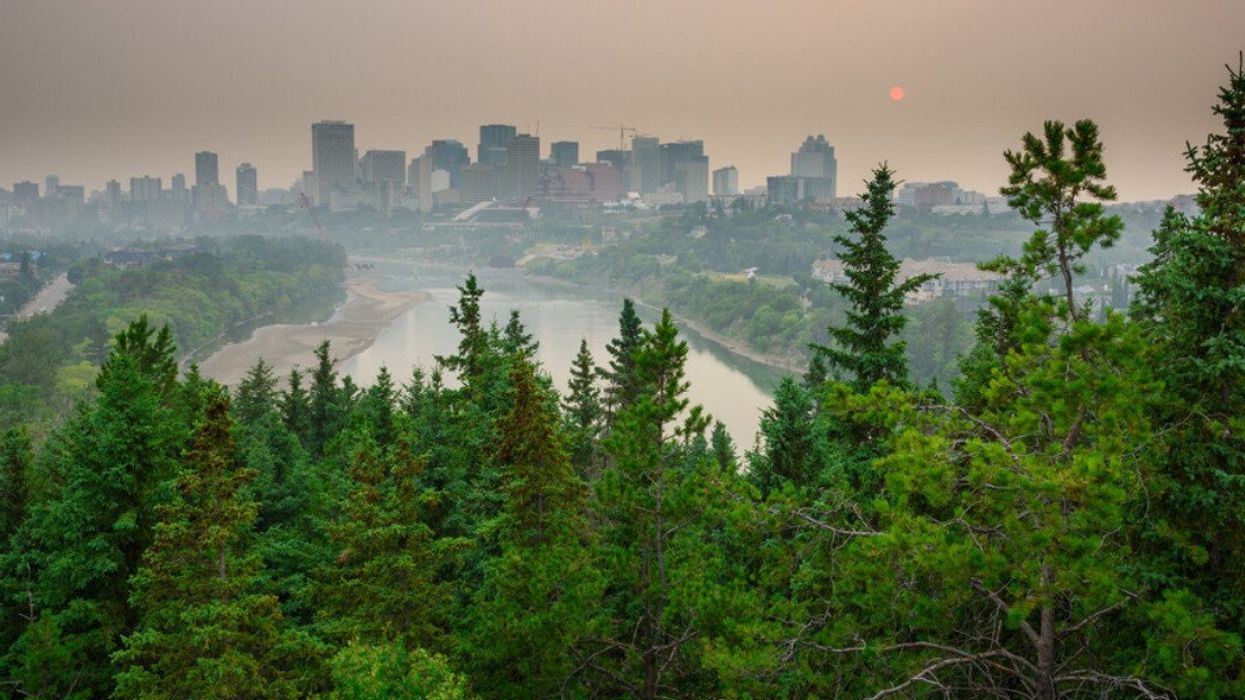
339, 262, 785, 446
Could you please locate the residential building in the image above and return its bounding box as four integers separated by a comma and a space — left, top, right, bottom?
13, 181, 39, 208
235, 163, 258, 206
713, 166, 739, 196
195, 151, 219, 188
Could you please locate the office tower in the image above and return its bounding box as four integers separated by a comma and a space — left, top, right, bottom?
426, 140, 469, 189
460, 164, 500, 204
713, 166, 739, 196
235, 163, 258, 206
790, 134, 837, 201
478, 124, 517, 166
673, 156, 709, 203
660, 140, 704, 185
583, 163, 624, 201
45, 175, 59, 198
195, 151, 219, 187
12, 182, 38, 208
359, 150, 406, 184
130, 175, 163, 202
105, 179, 122, 210
312, 120, 356, 205
56, 185, 85, 205
503, 134, 541, 199
359, 150, 406, 210
171, 173, 187, 200
630, 136, 661, 194
551, 141, 579, 167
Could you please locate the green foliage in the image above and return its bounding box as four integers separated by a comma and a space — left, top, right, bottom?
328, 643, 469, 700
813, 165, 934, 389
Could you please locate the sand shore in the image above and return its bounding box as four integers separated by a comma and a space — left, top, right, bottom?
198, 275, 429, 387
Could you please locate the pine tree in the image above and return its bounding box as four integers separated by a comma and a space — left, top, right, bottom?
436, 273, 492, 387
812, 165, 934, 389
113, 390, 320, 698
562, 339, 602, 478
0, 426, 32, 545
360, 365, 397, 446
598, 298, 644, 424
709, 420, 736, 472
462, 359, 600, 698
995, 119, 1123, 320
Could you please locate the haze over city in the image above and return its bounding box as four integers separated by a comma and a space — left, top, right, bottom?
3, 0, 1243, 200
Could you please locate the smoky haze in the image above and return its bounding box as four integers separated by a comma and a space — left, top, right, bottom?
1, 0, 1242, 200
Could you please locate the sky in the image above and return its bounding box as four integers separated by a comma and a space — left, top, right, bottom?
1, 0, 1242, 201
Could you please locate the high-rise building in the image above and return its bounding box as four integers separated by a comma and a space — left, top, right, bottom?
713, 166, 739, 196
171, 173, 187, 200
56, 185, 85, 205
478, 124, 517, 167
359, 150, 406, 184
235, 163, 258, 206
195, 151, 219, 187
674, 156, 710, 203
426, 140, 470, 189
550, 141, 579, 167
359, 150, 406, 210
630, 136, 662, 194
130, 176, 163, 202
460, 164, 500, 204
503, 134, 541, 200
45, 175, 59, 198
104, 179, 122, 210
312, 120, 356, 205
789, 134, 837, 201
767, 176, 802, 205
12, 182, 38, 208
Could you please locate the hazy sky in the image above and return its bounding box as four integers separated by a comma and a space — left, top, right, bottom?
2, 0, 1242, 201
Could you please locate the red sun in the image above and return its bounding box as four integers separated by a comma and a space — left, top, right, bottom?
890, 85, 906, 101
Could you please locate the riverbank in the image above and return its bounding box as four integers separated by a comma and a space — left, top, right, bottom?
198, 274, 430, 387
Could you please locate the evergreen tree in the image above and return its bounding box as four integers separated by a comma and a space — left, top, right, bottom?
279, 368, 312, 448
501, 308, 539, 358
113, 390, 320, 698
562, 338, 602, 478
359, 365, 398, 446
235, 358, 279, 428
749, 376, 817, 495
598, 297, 645, 424
1132, 56, 1245, 630
709, 420, 735, 472
308, 341, 343, 458
4, 319, 183, 697
436, 273, 492, 388
996, 118, 1123, 320
812, 165, 934, 389
0, 426, 32, 545
593, 310, 726, 699
328, 643, 468, 699
462, 359, 600, 698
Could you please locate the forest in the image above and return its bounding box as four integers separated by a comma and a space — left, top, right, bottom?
2, 62, 1245, 699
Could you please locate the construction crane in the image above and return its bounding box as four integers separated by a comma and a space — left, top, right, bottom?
591, 124, 640, 150
298, 192, 327, 240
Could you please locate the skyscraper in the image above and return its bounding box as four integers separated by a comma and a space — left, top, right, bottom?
551, 141, 579, 167
630, 136, 661, 194
359, 150, 406, 210
661, 140, 708, 202
171, 173, 187, 200
478, 124, 517, 167
312, 120, 356, 205
503, 134, 541, 200
789, 135, 837, 201
12, 182, 38, 208
713, 166, 739, 196
427, 140, 470, 189
44, 175, 59, 198
235, 163, 258, 206
195, 151, 219, 187
130, 176, 162, 202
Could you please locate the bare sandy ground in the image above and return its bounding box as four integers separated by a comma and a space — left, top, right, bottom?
198, 277, 429, 387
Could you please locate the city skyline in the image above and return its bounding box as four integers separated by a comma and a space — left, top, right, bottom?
2, 0, 1243, 200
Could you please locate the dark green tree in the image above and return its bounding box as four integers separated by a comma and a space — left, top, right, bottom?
813, 165, 934, 389
598, 298, 645, 424
279, 368, 312, 447
501, 309, 539, 358
308, 341, 344, 458
562, 338, 602, 478
749, 376, 817, 495
113, 390, 320, 698
234, 358, 279, 428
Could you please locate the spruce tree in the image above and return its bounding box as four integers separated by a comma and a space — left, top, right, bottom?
0, 426, 32, 545
1132, 55, 1245, 628
813, 165, 933, 389
113, 390, 319, 698
436, 273, 492, 387
598, 297, 644, 424
501, 309, 539, 359
235, 357, 278, 428
308, 340, 342, 458
750, 376, 817, 495
279, 368, 312, 448
463, 359, 600, 698
562, 338, 602, 478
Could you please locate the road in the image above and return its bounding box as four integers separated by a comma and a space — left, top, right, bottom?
0, 272, 74, 343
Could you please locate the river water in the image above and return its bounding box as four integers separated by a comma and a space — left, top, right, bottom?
339, 262, 784, 447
